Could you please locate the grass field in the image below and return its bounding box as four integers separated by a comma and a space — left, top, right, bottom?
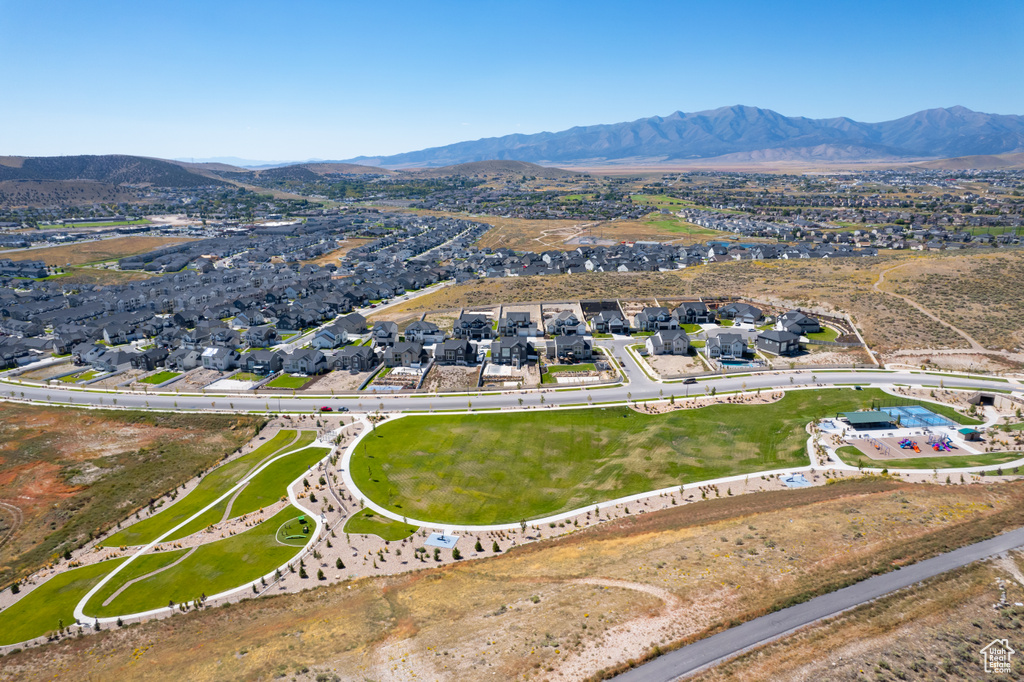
275, 515, 313, 546
265, 374, 313, 390
86, 506, 304, 618
0, 558, 126, 645
805, 327, 840, 343
0, 407, 263, 589
101, 430, 310, 547
232, 372, 263, 382
139, 371, 180, 385
342, 508, 417, 541
834, 445, 1022, 470
542, 363, 597, 383
351, 389, 895, 525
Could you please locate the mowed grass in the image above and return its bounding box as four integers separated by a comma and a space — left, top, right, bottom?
805, 327, 841, 343
140, 371, 180, 384
351, 389, 891, 525
86, 506, 304, 618
156, 434, 321, 543
266, 374, 313, 390
343, 509, 417, 541
102, 430, 307, 547
0, 558, 126, 645
82, 549, 190, 614
276, 515, 314, 546
834, 446, 1022, 470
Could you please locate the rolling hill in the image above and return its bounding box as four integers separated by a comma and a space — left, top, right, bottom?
0, 155, 228, 187
344, 105, 1024, 168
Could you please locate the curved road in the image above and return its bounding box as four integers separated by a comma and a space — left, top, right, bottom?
615, 526, 1024, 681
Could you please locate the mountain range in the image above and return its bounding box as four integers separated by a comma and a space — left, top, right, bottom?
345, 105, 1024, 168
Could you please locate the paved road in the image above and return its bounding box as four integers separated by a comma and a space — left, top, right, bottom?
2, 355, 1015, 414
615, 526, 1024, 681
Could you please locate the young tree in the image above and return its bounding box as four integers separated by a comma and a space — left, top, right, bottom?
336, 557, 345, 570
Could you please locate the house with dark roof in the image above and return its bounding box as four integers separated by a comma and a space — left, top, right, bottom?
435, 338, 475, 365
634, 307, 678, 332
404, 320, 446, 344
453, 312, 494, 340
706, 333, 746, 359
646, 329, 690, 355
383, 341, 428, 367
491, 338, 533, 366
756, 329, 801, 356
334, 345, 379, 372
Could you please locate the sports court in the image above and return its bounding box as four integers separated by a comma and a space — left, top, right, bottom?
878, 405, 954, 428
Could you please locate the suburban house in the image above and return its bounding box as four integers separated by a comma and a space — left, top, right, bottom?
404, 320, 446, 345
167, 348, 201, 370
311, 322, 349, 349
706, 333, 746, 359
435, 338, 475, 365
453, 312, 495, 340
245, 326, 279, 348
334, 312, 367, 335
201, 347, 240, 371
634, 307, 679, 332
673, 301, 716, 325
283, 348, 327, 375
491, 338, 534, 367
241, 350, 284, 375
334, 345, 379, 372
756, 329, 801, 356
383, 341, 428, 367
717, 302, 763, 325
546, 310, 586, 336
371, 320, 399, 347
646, 329, 690, 355
777, 310, 822, 335
590, 310, 628, 334
498, 311, 538, 337
548, 334, 593, 361
130, 347, 169, 371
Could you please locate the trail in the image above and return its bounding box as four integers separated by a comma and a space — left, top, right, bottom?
0, 501, 23, 550
100, 547, 198, 607
873, 262, 983, 350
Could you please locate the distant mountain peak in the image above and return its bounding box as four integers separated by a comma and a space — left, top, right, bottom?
345, 106, 1024, 168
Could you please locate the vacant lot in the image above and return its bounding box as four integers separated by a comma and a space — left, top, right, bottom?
4, 480, 1023, 681
0, 406, 263, 588
352, 389, 893, 525
22, 236, 196, 267
300, 238, 373, 266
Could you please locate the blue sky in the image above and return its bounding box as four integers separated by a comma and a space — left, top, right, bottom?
1, 0, 1021, 161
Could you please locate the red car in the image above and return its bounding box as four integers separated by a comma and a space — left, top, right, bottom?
319, 406, 333, 412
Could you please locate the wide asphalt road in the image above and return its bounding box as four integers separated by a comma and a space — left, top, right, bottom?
1, 342, 1015, 414
615, 526, 1024, 681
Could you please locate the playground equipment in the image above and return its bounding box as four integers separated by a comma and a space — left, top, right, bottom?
898, 438, 917, 449
864, 437, 893, 457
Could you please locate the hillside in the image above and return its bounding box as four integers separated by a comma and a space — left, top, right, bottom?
405, 160, 581, 179
914, 151, 1024, 170
0, 155, 227, 188
345, 105, 1024, 168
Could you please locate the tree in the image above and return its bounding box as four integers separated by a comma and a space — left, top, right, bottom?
299, 566, 309, 579
452, 548, 462, 560
492, 540, 501, 553
336, 557, 345, 569
317, 569, 326, 580
475, 539, 483, 552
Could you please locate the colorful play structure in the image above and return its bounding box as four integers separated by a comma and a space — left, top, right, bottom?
898, 438, 921, 453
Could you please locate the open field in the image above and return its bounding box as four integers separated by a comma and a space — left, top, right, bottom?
299, 238, 373, 266
265, 374, 314, 390
342, 508, 418, 541
85, 506, 304, 618
4, 480, 1024, 680
100, 430, 312, 547
355, 251, 1024, 353
690, 552, 1024, 682
16, 236, 196, 267
352, 389, 895, 525
0, 406, 263, 588
835, 445, 1021, 471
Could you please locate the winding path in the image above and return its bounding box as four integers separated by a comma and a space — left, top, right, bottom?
873, 262, 982, 350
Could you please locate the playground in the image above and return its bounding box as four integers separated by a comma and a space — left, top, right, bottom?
844, 430, 975, 461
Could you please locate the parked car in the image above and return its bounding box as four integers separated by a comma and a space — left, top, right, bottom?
319, 406, 333, 412
339, 406, 349, 412
683, 377, 698, 384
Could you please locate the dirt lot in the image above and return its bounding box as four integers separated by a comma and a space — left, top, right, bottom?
421, 364, 480, 392
88, 369, 147, 388
24, 236, 197, 267
15, 363, 75, 381
765, 346, 873, 369
7, 480, 1024, 681
0, 406, 262, 588
541, 301, 585, 330
498, 302, 543, 328
648, 352, 705, 377
481, 362, 540, 388
883, 349, 1024, 373
171, 368, 225, 391
307, 369, 374, 393
299, 238, 373, 267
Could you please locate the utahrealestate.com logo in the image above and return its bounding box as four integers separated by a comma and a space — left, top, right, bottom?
980, 638, 1014, 674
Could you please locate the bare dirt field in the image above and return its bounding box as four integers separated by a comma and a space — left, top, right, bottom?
308, 369, 373, 393
481, 362, 540, 388
300, 238, 373, 267
15, 363, 75, 381
498, 302, 543, 327
88, 369, 147, 388
766, 346, 873, 369
170, 369, 225, 391
648, 352, 704, 376
883, 349, 1024, 373
25, 236, 197, 267
420, 364, 480, 392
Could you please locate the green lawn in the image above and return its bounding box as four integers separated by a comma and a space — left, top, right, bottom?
80, 549, 189, 615
717, 320, 735, 327
542, 364, 598, 384
834, 445, 1022, 470
102, 430, 309, 547
59, 369, 99, 383
805, 327, 840, 343
343, 509, 417, 541
85, 506, 304, 618
351, 389, 895, 525
266, 374, 312, 390
275, 515, 314, 546
232, 372, 263, 382
680, 324, 702, 334
140, 371, 180, 385
0, 558, 126, 645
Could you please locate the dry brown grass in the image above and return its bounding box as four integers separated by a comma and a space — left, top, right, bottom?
24, 237, 197, 267
690, 553, 1024, 681
4, 480, 1024, 681
300, 238, 373, 266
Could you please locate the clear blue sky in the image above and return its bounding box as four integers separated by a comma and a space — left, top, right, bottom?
1, 0, 1021, 161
